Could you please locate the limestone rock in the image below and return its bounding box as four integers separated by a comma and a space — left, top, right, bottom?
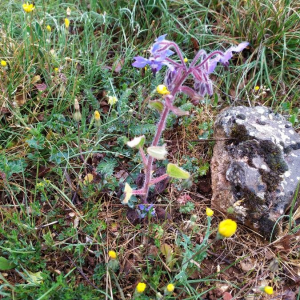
211, 106, 300, 239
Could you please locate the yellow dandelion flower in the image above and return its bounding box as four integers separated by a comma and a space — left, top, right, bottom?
184, 57, 188, 63
136, 282, 146, 293
156, 84, 170, 95
108, 96, 118, 105
218, 219, 237, 238
206, 207, 214, 217
94, 110, 100, 121
46, 25, 51, 32
1, 60, 7, 67
108, 250, 117, 259
65, 18, 70, 28
166, 283, 175, 292
23, 2, 35, 13
54, 67, 59, 72
263, 286, 273, 295
254, 86, 260, 91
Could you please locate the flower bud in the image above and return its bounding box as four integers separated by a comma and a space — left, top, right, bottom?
73, 111, 82, 122
74, 99, 80, 110
94, 110, 100, 121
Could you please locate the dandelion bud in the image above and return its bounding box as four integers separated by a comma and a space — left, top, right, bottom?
73, 111, 82, 122
94, 110, 100, 121
74, 99, 80, 110
65, 18, 70, 28
206, 207, 214, 217
66, 7, 71, 16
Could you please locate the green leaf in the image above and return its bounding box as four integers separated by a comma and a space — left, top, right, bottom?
167, 163, 190, 179
0, 257, 16, 270
147, 145, 168, 160
148, 100, 164, 113
26, 271, 44, 285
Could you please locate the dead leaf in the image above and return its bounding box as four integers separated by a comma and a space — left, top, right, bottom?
112, 57, 124, 73
240, 258, 256, 272
37, 166, 51, 178
223, 292, 232, 300
126, 208, 140, 225
14, 86, 26, 106
156, 207, 171, 220
73, 217, 79, 229
31, 75, 41, 84
282, 290, 296, 300
160, 244, 173, 264
115, 170, 128, 181
190, 37, 199, 51
35, 83, 47, 91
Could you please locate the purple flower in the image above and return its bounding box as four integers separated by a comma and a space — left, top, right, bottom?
132, 34, 174, 73
220, 41, 249, 66
208, 41, 249, 73
191, 41, 249, 97
132, 56, 166, 73
138, 204, 156, 218
151, 34, 174, 57
192, 68, 213, 97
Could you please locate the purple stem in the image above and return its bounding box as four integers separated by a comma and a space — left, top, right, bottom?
139, 147, 148, 167
149, 174, 169, 186
190, 49, 206, 68
158, 41, 187, 69
195, 50, 224, 69
141, 69, 191, 203
165, 57, 182, 68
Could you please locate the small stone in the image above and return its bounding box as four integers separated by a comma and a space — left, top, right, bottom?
211, 106, 300, 240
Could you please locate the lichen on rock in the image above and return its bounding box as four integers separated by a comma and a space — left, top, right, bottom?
211, 106, 300, 240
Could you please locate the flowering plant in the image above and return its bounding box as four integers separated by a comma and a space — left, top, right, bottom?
124, 35, 248, 210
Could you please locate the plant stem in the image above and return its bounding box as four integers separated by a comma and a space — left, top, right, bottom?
141, 68, 191, 203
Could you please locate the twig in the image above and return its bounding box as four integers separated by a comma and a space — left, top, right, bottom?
67, 256, 99, 290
